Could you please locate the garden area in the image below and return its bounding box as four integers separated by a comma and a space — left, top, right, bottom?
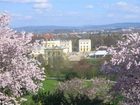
21, 57, 122, 105
0, 14, 140, 105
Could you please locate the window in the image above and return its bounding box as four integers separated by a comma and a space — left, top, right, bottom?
53, 52, 55, 56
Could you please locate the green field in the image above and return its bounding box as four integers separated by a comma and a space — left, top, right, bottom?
42, 79, 59, 92
21, 78, 59, 105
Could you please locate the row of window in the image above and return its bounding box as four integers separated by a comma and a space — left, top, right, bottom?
80, 48, 90, 51
80, 42, 90, 44
79, 46, 90, 48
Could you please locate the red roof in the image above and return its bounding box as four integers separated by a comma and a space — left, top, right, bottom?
43, 34, 55, 40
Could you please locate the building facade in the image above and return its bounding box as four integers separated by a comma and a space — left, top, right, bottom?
60, 40, 72, 53
32, 45, 45, 57
46, 40, 72, 54
46, 40, 61, 48
79, 39, 91, 52
44, 47, 64, 67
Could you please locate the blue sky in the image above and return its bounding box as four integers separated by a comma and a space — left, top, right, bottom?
0, 0, 140, 27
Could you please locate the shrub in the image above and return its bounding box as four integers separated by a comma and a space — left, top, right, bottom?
64, 71, 79, 80
32, 91, 67, 105
66, 94, 108, 105
32, 91, 111, 105
32, 78, 115, 105
58, 78, 114, 103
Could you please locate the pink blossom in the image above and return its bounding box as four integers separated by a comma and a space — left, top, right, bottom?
0, 13, 45, 104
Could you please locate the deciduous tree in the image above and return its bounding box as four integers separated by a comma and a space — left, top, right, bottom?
102, 33, 140, 105
0, 13, 45, 105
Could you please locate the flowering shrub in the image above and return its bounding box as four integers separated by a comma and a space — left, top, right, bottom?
58, 78, 114, 103
102, 33, 140, 105
0, 13, 45, 104
32, 90, 108, 105
32, 78, 114, 105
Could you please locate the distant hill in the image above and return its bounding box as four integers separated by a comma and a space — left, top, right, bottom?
15, 23, 140, 34
83, 23, 140, 30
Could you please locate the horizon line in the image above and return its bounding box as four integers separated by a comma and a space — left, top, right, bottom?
12, 22, 140, 28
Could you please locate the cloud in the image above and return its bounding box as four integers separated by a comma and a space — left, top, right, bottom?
115, 1, 140, 13
85, 5, 94, 9
11, 13, 32, 20
0, 0, 47, 3
48, 11, 80, 17
0, 0, 34, 3
104, 1, 140, 20
0, 0, 52, 13
33, 0, 52, 13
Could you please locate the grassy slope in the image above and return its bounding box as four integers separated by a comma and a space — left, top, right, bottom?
42, 79, 59, 92
21, 79, 59, 105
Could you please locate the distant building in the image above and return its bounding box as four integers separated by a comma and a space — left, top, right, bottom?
79, 39, 91, 52
31, 34, 46, 43
46, 40, 61, 48
44, 47, 64, 66
32, 39, 73, 64
60, 40, 72, 53
68, 52, 83, 62
46, 40, 72, 54
41, 41, 47, 47
88, 50, 109, 58
32, 45, 45, 57
31, 45, 46, 64
43, 34, 55, 41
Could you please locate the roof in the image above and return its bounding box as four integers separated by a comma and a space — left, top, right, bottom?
43, 34, 55, 40
79, 39, 91, 41
89, 50, 108, 56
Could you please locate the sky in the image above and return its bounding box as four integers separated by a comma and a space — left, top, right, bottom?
0, 0, 140, 27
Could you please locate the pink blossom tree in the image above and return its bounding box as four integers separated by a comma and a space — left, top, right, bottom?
0, 13, 45, 105
102, 33, 140, 105
58, 78, 114, 103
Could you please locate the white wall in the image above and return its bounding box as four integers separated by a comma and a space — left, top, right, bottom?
79, 39, 91, 52
46, 40, 61, 48
60, 40, 72, 53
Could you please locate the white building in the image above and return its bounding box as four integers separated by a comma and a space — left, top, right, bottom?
60, 40, 72, 53
46, 40, 72, 54
32, 45, 45, 57
79, 39, 91, 52
88, 50, 109, 58
46, 40, 61, 48
41, 41, 47, 47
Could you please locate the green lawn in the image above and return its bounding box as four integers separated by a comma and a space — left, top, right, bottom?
21, 78, 59, 105
42, 79, 59, 92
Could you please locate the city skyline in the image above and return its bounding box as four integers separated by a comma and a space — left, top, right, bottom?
0, 0, 140, 27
